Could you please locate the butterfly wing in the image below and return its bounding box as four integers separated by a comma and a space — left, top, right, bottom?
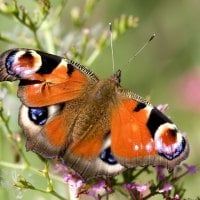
0, 49, 111, 177
0, 49, 189, 180
0, 48, 98, 107
19, 92, 125, 180
111, 90, 189, 170
63, 126, 125, 180
0, 49, 125, 180
19, 104, 68, 158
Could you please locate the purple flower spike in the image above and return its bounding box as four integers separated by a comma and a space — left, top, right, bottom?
156, 166, 165, 182
87, 179, 107, 200
55, 163, 84, 197
183, 163, 198, 174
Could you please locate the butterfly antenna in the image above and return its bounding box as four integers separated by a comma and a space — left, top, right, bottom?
109, 23, 115, 73
124, 33, 156, 68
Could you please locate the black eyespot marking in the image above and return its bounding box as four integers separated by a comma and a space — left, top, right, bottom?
28, 107, 48, 125
67, 63, 75, 76
169, 129, 177, 137
100, 147, 118, 165
147, 108, 173, 137
159, 137, 186, 160
36, 51, 62, 74
22, 51, 33, 59
5, 50, 18, 75
134, 102, 146, 112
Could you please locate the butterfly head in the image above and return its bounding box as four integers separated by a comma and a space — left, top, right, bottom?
111, 69, 121, 86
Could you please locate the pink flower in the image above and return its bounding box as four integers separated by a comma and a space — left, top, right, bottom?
87, 179, 107, 200
174, 194, 180, 200
55, 164, 111, 199
124, 182, 149, 197
158, 183, 172, 193
54, 163, 84, 197
135, 184, 148, 193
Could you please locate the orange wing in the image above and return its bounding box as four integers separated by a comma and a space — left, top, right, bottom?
111, 99, 157, 159
0, 48, 98, 107
111, 97, 189, 170
19, 104, 68, 158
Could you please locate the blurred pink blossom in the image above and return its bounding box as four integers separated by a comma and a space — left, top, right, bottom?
174, 194, 180, 200
175, 68, 200, 111
157, 104, 169, 112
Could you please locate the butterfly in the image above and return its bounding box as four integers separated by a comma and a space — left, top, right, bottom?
0, 48, 189, 180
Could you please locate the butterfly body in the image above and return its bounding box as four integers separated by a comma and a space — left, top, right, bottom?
0, 48, 189, 180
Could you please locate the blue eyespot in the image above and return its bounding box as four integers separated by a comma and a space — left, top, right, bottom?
28, 107, 48, 126
100, 147, 118, 165
159, 137, 186, 160
5, 51, 18, 75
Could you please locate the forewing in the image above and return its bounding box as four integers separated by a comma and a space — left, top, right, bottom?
0, 48, 98, 107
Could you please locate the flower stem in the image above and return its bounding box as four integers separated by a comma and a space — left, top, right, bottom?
0, 161, 64, 184
132, 167, 149, 179
0, 108, 30, 166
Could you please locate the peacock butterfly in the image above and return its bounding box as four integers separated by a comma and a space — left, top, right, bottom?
0, 48, 189, 180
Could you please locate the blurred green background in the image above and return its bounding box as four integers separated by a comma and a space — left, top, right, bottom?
0, 0, 200, 199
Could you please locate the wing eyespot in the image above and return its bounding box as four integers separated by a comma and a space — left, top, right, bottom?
99, 147, 118, 165
5, 50, 18, 75
158, 137, 187, 160
28, 107, 48, 125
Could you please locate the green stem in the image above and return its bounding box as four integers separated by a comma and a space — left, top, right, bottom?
132, 166, 149, 179
0, 110, 30, 166
24, 182, 67, 200
43, 160, 53, 192
0, 161, 67, 199
171, 171, 189, 183
42, 21, 56, 53
30, 186, 66, 200
38, 0, 68, 53
50, 190, 67, 200
0, 161, 25, 170
33, 30, 43, 50
143, 191, 160, 200
0, 161, 64, 184
0, 33, 24, 45
85, 48, 100, 66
